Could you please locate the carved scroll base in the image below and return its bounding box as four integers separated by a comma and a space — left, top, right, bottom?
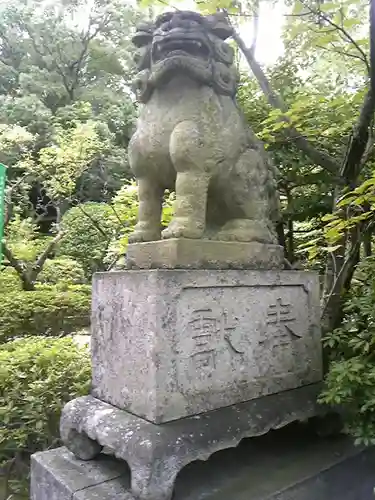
60, 386, 323, 500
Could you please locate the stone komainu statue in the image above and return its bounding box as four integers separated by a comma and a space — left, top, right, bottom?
129, 11, 280, 244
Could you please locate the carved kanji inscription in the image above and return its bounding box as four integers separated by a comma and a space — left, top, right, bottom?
187, 307, 244, 374
264, 298, 303, 348
176, 283, 318, 397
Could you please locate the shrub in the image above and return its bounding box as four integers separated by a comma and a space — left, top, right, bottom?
319, 256, 375, 444
0, 337, 91, 493
0, 287, 91, 343
0, 266, 22, 292
5, 215, 54, 263
37, 257, 86, 285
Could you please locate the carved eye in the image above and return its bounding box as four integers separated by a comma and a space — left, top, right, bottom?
155, 12, 173, 27
205, 14, 233, 40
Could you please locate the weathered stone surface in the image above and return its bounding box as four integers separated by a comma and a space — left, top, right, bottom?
30, 447, 127, 500
35, 422, 375, 500
60, 386, 323, 500
74, 477, 132, 500
126, 239, 284, 270
128, 11, 280, 246
91, 269, 322, 423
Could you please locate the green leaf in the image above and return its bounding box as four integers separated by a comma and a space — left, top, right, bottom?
319, 2, 337, 12
292, 0, 304, 15
324, 244, 343, 252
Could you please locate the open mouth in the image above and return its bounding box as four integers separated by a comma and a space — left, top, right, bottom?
152, 38, 210, 61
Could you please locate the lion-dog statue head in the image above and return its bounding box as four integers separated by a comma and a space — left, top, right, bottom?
132, 11, 238, 103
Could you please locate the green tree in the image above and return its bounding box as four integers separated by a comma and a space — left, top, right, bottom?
57, 202, 117, 278
0, 0, 141, 288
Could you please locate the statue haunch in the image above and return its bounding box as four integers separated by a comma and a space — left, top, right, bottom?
128, 11, 280, 244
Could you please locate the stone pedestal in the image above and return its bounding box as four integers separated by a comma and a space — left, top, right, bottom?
31, 243, 324, 500
126, 239, 285, 270
91, 269, 322, 423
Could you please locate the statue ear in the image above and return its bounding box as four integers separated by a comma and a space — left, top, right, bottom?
205, 13, 233, 40
132, 22, 154, 48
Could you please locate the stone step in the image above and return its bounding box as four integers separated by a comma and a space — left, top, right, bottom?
31, 424, 375, 500
177, 425, 375, 500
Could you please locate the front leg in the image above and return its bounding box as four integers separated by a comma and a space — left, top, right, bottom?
129, 178, 163, 243
162, 171, 209, 239
162, 120, 210, 240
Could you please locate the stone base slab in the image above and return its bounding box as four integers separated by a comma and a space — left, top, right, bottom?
31, 449, 132, 500
59, 385, 323, 500
126, 238, 285, 270
32, 424, 375, 500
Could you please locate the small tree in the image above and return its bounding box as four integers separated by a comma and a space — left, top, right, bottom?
0, 0, 141, 289
57, 202, 118, 279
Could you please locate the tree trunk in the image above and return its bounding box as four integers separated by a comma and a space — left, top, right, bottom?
2, 231, 64, 291
276, 220, 287, 259
285, 188, 295, 263
21, 278, 36, 291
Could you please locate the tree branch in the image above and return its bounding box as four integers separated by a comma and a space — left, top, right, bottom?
68, 12, 112, 96
321, 220, 364, 325
300, 0, 371, 76
76, 205, 112, 240
109, 204, 126, 227
2, 242, 29, 289
340, 89, 374, 184
30, 231, 65, 281
316, 43, 368, 66
22, 22, 74, 100
229, 22, 341, 176
4, 173, 31, 227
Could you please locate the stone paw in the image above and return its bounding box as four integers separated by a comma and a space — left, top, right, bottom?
162, 219, 204, 239
128, 225, 161, 243
214, 219, 274, 244
213, 231, 235, 242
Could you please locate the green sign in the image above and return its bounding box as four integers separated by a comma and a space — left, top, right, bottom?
0, 163, 7, 262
